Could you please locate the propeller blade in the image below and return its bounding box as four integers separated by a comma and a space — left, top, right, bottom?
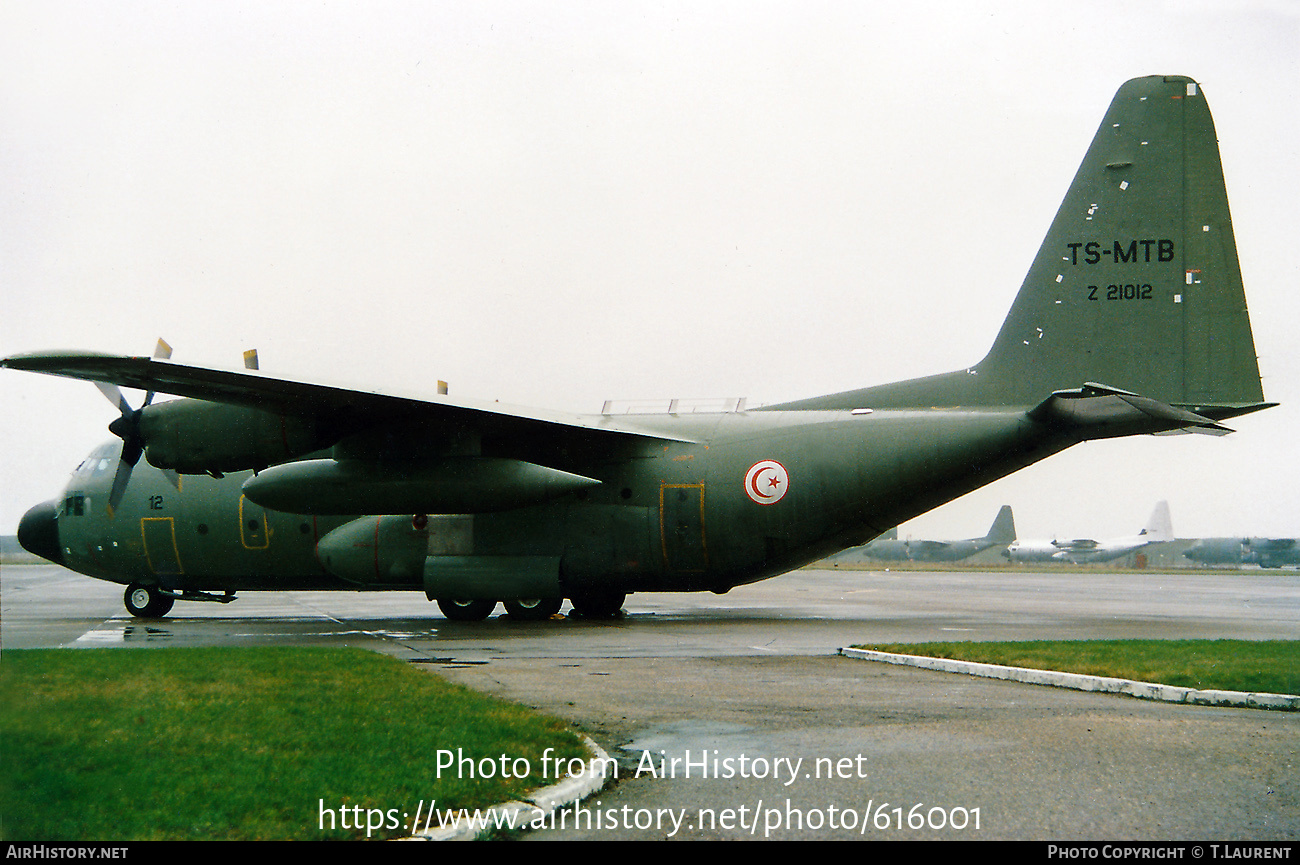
95, 381, 132, 416
106, 459, 135, 515
100, 339, 172, 513
105, 413, 146, 515
142, 338, 172, 407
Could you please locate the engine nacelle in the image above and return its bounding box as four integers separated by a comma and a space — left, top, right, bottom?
140, 399, 328, 474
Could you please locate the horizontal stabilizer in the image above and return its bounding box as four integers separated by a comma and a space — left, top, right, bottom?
1027, 382, 1243, 438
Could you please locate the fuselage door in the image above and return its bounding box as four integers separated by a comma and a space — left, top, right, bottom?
140, 517, 184, 577
660, 483, 707, 572
239, 495, 270, 550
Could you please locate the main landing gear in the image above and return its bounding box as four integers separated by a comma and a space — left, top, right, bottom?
502, 597, 564, 620
436, 597, 564, 621
568, 592, 626, 619
434, 593, 626, 621
436, 598, 499, 621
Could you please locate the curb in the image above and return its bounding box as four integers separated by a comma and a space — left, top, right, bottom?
839, 648, 1300, 711
405, 736, 614, 840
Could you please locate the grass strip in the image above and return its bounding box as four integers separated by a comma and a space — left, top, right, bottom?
854, 639, 1299, 695
1, 646, 588, 841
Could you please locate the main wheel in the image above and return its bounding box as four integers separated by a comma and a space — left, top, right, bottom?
436, 598, 497, 621
502, 597, 563, 621
569, 592, 626, 619
124, 584, 174, 618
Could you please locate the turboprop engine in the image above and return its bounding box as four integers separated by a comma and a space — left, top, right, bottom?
140, 399, 328, 474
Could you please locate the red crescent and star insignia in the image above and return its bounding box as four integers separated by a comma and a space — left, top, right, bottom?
744, 459, 789, 505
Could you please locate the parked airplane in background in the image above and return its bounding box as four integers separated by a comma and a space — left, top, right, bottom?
1184, 537, 1300, 569
1004, 501, 1172, 564
5, 76, 1272, 619
834, 506, 1015, 563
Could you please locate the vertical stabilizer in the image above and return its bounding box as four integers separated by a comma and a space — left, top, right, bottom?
974, 76, 1261, 408
1141, 500, 1173, 543
984, 505, 1017, 545
774, 76, 1266, 415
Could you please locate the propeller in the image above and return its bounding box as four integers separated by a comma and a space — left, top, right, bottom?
96, 341, 259, 513
97, 339, 171, 515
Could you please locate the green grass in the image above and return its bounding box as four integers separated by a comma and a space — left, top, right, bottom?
0, 647, 589, 841
855, 640, 1300, 695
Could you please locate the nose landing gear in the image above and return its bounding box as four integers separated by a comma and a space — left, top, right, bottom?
124, 584, 174, 618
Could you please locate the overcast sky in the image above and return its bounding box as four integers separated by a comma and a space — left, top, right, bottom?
2, 1, 1298, 543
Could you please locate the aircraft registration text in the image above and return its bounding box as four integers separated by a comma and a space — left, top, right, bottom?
1066, 239, 1175, 265
1087, 284, 1153, 301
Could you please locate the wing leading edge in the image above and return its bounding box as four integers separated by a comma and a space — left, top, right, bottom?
0, 350, 698, 446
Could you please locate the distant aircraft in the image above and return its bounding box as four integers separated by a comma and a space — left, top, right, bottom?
1004, 501, 1172, 564
1184, 538, 1300, 569
834, 506, 1016, 563
4, 76, 1273, 619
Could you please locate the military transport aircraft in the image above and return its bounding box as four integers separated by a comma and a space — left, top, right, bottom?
1184, 537, 1300, 569
4, 76, 1274, 620
1003, 501, 1172, 564
830, 506, 1016, 563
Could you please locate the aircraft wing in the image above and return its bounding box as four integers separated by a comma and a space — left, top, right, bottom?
0, 350, 698, 445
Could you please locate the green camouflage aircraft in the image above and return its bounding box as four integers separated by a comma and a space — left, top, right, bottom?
828, 505, 1016, 564
1184, 538, 1300, 569
4, 75, 1273, 620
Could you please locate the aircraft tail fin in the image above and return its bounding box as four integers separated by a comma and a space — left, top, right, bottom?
984, 505, 1017, 545
772, 76, 1270, 422
1141, 500, 1173, 543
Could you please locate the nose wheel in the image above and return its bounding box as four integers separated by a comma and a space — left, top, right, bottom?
124, 584, 175, 618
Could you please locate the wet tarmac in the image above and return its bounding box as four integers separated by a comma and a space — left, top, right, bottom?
3, 563, 1297, 840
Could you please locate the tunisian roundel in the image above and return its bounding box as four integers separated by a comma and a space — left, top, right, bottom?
744, 460, 788, 505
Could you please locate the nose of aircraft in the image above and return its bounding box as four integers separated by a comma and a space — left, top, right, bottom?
17, 499, 63, 565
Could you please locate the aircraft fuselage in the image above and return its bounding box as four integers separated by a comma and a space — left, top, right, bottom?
27, 406, 1060, 598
